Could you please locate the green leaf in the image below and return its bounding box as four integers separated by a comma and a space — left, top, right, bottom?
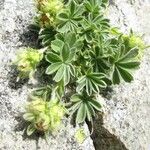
71, 94, 82, 103
51, 39, 64, 52
76, 76, 86, 92
69, 93, 102, 123
76, 103, 86, 123
23, 113, 35, 122
77, 73, 106, 95
64, 65, 71, 85
86, 102, 95, 117
46, 62, 62, 75
112, 67, 120, 84
85, 104, 92, 121
27, 124, 36, 136
39, 27, 56, 47
88, 99, 101, 111
69, 101, 82, 114
70, 0, 76, 15
54, 65, 65, 82
61, 44, 70, 62
118, 48, 139, 62
57, 12, 69, 21
56, 2, 83, 33
45, 52, 61, 63
118, 66, 133, 82
112, 47, 140, 84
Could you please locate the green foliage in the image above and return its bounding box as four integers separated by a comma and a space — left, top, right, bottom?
77, 71, 107, 95
110, 47, 140, 84
69, 92, 101, 123
57, 0, 83, 33
15, 0, 145, 133
23, 98, 66, 135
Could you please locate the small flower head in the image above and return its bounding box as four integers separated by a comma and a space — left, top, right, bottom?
23, 98, 66, 135
128, 35, 145, 50
36, 0, 63, 27
75, 128, 87, 144
14, 48, 43, 78
123, 34, 145, 59
26, 99, 46, 114
38, 0, 63, 14
123, 34, 145, 50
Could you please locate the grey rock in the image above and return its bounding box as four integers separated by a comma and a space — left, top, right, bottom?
0, 0, 94, 150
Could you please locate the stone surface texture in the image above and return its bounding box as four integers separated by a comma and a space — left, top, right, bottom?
0, 0, 150, 150
0, 0, 94, 150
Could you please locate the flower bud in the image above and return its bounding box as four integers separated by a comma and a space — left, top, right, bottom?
26, 99, 46, 114
14, 48, 43, 78
35, 113, 50, 131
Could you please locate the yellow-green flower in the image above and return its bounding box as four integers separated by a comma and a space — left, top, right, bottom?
75, 128, 87, 144
48, 100, 66, 130
26, 99, 46, 114
123, 34, 145, 50
36, 0, 63, 27
39, 0, 63, 14
23, 98, 66, 135
123, 34, 145, 59
128, 35, 145, 50
14, 48, 43, 78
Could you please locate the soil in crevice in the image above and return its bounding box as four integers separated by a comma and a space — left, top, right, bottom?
90, 114, 128, 150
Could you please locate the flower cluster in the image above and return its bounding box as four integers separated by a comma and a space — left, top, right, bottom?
23, 98, 66, 135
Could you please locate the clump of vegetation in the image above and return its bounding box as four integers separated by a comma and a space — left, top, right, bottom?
13, 0, 145, 138
23, 98, 66, 135
13, 48, 43, 79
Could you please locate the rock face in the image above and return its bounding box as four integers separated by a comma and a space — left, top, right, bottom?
92, 1, 150, 150
0, 0, 94, 150
0, 0, 150, 150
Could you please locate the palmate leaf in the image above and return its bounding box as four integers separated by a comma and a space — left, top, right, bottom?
90, 44, 112, 73
111, 48, 140, 84
77, 72, 107, 95
56, 1, 84, 33
84, 0, 108, 15
55, 32, 83, 51
69, 93, 102, 123
81, 14, 110, 42
84, 0, 109, 14
45, 43, 75, 85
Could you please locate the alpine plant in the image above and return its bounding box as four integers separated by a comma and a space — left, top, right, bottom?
13, 0, 146, 136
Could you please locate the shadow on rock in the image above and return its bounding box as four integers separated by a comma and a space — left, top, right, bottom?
19, 24, 40, 49
14, 115, 43, 149
6, 23, 40, 89
109, 0, 115, 5
90, 113, 128, 150
15, 115, 45, 140
8, 66, 29, 89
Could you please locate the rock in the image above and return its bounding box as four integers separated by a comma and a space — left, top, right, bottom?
0, 0, 94, 149
92, 1, 150, 150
